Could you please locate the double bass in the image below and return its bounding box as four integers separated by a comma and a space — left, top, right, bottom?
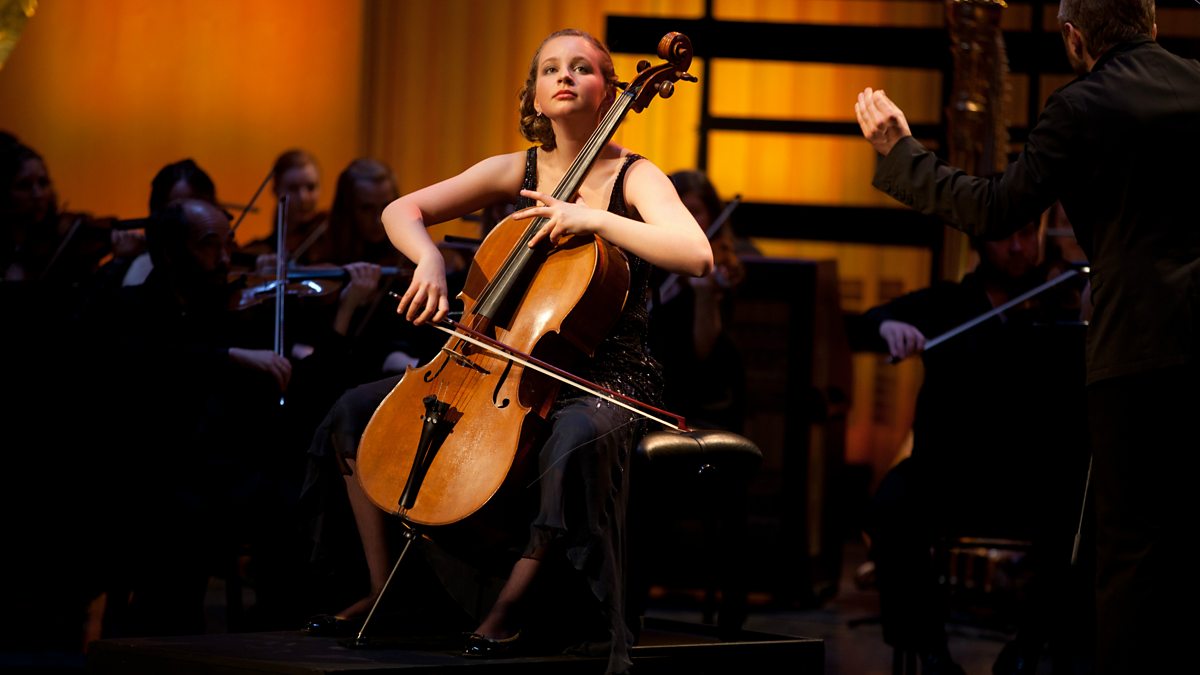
354, 33, 697, 534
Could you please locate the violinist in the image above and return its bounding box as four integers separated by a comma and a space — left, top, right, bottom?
0, 135, 112, 291
305, 29, 711, 675
319, 158, 440, 379
237, 149, 331, 268
84, 198, 292, 637
2, 133, 116, 663
854, 219, 1091, 674
78, 157, 221, 299
648, 170, 748, 433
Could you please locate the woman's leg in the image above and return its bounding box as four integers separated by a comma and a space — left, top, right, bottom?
472, 556, 541, 639
304, 375, 402, 620
338, 460, 390, 618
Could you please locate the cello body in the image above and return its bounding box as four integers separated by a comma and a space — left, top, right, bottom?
355, 216, 629, 526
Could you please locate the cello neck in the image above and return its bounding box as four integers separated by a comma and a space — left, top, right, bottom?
472, 90, 642, 323
472, 33, 696, 324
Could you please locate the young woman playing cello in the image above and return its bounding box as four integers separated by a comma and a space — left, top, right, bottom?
305, 28, 710, 674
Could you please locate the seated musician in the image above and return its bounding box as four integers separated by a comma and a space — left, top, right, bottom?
852, 218, 1092, 675
236, 148, 331, 268
83, 198, 294, 637
1, 134, 115, 292
649, 170, 747, 433
301, 29, 711, 675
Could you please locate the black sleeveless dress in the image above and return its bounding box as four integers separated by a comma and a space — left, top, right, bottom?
516, 147, 662, 675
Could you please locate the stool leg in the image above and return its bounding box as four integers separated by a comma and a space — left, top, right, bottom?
703, 510, 717, 626
716, 476, 751, 636
224, 551, 243, 632
893, 646, 919, 674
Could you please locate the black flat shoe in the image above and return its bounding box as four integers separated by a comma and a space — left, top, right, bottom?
302, 614, 361, 637
462, 631, 523, 658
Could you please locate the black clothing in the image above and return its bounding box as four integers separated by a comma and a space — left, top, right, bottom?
874, 38, 1200, 386
1086, 365, 1200, 675
647, 282, 746, 433
858, 268, 1090, 664
870, 37, 1200, 674
86, 270, 288, 636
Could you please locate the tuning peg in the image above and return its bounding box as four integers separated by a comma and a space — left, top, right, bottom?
679, 72, 698, 83
615, 80, 630, 91
657, 81, 675, 98
636, 59, 651, 73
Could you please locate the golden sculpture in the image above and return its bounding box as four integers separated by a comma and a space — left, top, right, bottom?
943, 0, 1012, 280
0, 0, 37, 71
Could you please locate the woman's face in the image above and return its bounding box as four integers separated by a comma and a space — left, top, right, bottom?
533, 36, 610, 122
10, 157, 54, 223
276, 163, 321, 222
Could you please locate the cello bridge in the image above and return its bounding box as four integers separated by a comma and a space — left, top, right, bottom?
441, 347, 491, 375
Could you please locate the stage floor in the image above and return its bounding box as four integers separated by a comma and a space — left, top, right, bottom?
86, 618, 822, 674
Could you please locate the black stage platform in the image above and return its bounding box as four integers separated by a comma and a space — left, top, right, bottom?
87, 618, 822, 674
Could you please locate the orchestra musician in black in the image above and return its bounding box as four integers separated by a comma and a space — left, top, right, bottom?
853, 221, 1092, 675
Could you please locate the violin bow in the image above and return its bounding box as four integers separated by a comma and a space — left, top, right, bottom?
231, 166, 274, 235
274, 194, 288, 406
655, 194, 741, 307
289, 220, 329, 263
889, 266, 1086, 364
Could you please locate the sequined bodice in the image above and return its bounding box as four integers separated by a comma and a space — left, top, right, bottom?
518, 147, 663, 406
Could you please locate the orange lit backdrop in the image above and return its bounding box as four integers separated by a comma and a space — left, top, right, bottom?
1, 0, 1025, 486
0, 0, 365, 241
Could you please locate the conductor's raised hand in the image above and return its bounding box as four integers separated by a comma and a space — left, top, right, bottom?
517, 189, 597, 249
396, 253, 448, 325
855, 87, 913, 157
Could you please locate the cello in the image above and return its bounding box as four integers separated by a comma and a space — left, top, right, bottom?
355, 33, 697, 535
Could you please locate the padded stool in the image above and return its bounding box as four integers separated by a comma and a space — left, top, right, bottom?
629, 428, 762, 637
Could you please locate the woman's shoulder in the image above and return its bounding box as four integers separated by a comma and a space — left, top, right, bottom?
477, 149, 530, 171
446, 150, 530, 197
470, 150, 530, 183
614, 149, 667, 188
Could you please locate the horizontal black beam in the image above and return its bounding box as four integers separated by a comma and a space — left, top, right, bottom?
729, 202, 944, 247
606, 16, 1200, 73
606, 17, 951, 69
704, 117, 1039, 145
707, 117, 942, 139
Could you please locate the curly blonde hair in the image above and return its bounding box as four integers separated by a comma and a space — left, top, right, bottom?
518, 29, 619, 151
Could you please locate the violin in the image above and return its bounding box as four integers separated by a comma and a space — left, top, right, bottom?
3, 211, 129, 284
228, 264, 410, 312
